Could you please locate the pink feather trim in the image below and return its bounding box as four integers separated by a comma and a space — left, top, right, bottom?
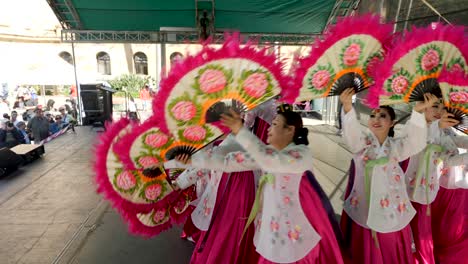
367, 24, 468, 108
438, 67, 468, 86
152, 32, 288, 134
285, 14, 393, 103
113, 116, 166, 170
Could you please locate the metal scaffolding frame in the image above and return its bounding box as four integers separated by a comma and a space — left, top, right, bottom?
61, 30, 319, 46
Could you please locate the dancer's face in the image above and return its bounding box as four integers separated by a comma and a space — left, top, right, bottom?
424, 100, 444, 122
368, 108, 394, 137
267, 115, 294, 149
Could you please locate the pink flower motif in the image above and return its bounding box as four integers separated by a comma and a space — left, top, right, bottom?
283, 196, 291, 205
343, 43, 361, 66
311, 70, 331, 90
430, 183, 435, 191
394, 174, 401, 182
243, 73, 268, 98
138, 156, 159, 168
234, 153, 244, 163
283, 175, 291, 183
450, 63, 464, 73
145, 133, 168, 148
440, 167, 449, 176
270, 220, 279, 232
391, 76, 409, 95
117, 171, 136, 190
409, 178, 416, 186
199, 69, 227, 93
171, 101, 197, 121
265, 148, 275, 155
380, 198, 390, 208
397, 202, 407, 213
196, 170, 204, 177
449, 91, 468, 104
288, 150, 301, 159
421, 49, 440, 71
350, 197, 359, 207
145, 184, 162, 200
183, 125, 207, 142
420, 178, 427, 185
204, 207, 212, 216
153, 209, 167, 222
288, 226, 301, 242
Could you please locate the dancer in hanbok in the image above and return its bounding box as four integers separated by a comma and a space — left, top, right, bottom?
339, 88, 437, 264
403, 100, 461, 264
168, 100, 277, 264
430, 122, 468, 264
176, 106, 344, 264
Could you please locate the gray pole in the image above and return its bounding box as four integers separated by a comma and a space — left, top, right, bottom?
71, 41, 82, 125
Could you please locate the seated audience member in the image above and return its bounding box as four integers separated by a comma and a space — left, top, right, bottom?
16, 121, 30, 144
0, 121, 24, 148
49, 115, 64, 134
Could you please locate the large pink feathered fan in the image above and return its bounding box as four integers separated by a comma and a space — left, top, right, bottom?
438, 69, 468, 134
285, 14, 393, 103
152, 33, 287, 159
367, 23, 468, 108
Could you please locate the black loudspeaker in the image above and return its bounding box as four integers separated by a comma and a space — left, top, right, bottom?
80, 84, 115, 126
0, 147, 23, 177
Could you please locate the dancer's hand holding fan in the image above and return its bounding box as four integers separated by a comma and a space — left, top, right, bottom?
367, 24, 468, 107
285, 15, 393, 103
438, 69, 468, 134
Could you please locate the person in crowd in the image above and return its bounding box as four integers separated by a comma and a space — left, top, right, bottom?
10, 110, 22, 127
27, 107, 50, 143
45, 112, 54, 123
46, 99, 56, 112
15, 121, 30, 144
49, 115, 65, 134
339, 88, 436, 264
0, 121, 24, 148
139, 85, 152, 111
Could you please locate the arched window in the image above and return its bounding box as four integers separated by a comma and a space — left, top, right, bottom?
59, 51, 73, 65
96, 52, 111, 75
134, 52, 148, 75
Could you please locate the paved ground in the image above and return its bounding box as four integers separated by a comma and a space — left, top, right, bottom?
0, 119, 352, 264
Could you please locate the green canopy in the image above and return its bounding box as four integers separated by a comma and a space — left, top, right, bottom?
49, 0, 341, 42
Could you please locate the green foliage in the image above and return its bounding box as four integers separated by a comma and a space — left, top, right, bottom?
108, 74, 155, 98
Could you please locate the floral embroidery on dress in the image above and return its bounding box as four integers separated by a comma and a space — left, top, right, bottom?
234, 152, 244, 163
287, 225, 302, 242
288, 150, 302, 159
270, 219, 280, 232
283, 196, 291, 205
265, 148, 275, 155
394, 174, 401, 182
380, 195, 390, 208
397, 201, 407, 213
350, 196, 359, 208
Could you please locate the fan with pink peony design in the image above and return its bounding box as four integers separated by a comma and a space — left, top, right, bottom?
367, 23, 468, 108
438, 69, 468, 134
94, 118, 199, 237
285, 15, 393, 103
153, 33, 287, 158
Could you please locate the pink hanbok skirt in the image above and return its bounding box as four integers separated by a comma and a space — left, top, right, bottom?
410, 203, 435, 264
431, 187, 468, 264
190, 171, 259, 264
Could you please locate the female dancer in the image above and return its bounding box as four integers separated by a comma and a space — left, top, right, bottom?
339, 88, 436, 264
177, 106, 344, 263
169, 100, 277, 264
430, 118, 468, 264
403, 100, 460, 264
